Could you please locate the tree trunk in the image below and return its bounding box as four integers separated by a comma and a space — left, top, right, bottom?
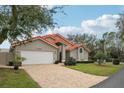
0, 38, 4, 44
0, 5, 18, 45
10, 5, 17, 32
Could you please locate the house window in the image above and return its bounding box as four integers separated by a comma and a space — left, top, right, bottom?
80, 48, 83, 53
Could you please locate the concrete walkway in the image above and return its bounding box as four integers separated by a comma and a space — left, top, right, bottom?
0, 65, 14, 68
91, 66, 124, 88
23, 64, 107, 88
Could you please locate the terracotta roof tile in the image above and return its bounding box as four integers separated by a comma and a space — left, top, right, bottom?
12, 33, 90, 52
40, 34, 90, 52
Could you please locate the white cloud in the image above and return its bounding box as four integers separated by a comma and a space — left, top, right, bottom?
41, 5, 56, 10
81, 14, 120, 37
53, 26, 82, 36
47, 5, 56, 10
45, 14, 120, 38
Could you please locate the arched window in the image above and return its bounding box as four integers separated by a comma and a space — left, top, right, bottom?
80, 48, 83, 53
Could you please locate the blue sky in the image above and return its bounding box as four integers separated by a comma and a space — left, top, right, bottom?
44, 5, 121, 37
53, 5, 123, 27
0, 5, 123, 49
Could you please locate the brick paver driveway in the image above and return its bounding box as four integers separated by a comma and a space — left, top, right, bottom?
23, 64, 107, 88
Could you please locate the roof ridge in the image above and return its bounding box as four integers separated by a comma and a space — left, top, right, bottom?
12, 34, 90, 52
12, 36, 58, 49
55, 34, 74, 46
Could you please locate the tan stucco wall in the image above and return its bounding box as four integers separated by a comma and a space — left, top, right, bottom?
0, 49, 9, 52
83, 50, 88, 61
70, 47, 88, 61
0, 52, 9, 65
70, 49, 78, 60
15, 39, 58, 62
78, 47, 88, 61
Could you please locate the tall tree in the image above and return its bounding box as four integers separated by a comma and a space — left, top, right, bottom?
67, 33, 97, 59
67, 31, 124, 61
117, 12, 124, 37
0, 5, 59, 44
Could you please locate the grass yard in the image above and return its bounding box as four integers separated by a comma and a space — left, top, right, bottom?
66, 63, 124, 76
0, 68, 40, 88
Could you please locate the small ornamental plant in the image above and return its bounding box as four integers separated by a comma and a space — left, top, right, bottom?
13, 54, 26, 70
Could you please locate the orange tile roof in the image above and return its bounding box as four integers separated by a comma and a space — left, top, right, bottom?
12, 36, 59, 49
40, 34, 90, 52
12, 34, 90, 52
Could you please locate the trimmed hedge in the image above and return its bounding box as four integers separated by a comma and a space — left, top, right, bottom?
113, 59, 120, 65
64, 61, 76, 66
64, 57, 76, 66
77, 60, 94, 63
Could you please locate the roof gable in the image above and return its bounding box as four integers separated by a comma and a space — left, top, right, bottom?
12, 34, 90, 52
41, 34, 74, 46
41, 34, 90, 52
12, 37, 58, 49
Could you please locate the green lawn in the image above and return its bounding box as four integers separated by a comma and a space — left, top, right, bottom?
66, 63, 124, 76
0, 68, 40, 88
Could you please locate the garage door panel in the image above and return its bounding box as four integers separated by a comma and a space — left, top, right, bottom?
21, 51, 53, 64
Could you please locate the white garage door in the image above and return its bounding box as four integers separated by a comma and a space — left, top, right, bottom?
21, 51, 54, 65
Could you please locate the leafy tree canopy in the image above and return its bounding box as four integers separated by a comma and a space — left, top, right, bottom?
0, 5, 59, 44
117, 12, 124, 39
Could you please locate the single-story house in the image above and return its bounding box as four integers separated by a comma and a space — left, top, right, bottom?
10, 34, 90, 65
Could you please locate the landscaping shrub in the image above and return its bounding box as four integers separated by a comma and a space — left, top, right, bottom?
9, 61, 14, 66
9, 61, 22, 66
106, 58, 113, 62
54, 60, 60, 64
77, 60, 94, 63
64, 57, 76, 66
113, 59, 120, 65
18, 62, 22, 66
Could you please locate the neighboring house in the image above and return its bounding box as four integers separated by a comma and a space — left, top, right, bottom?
10, 34, 90, 65
0, 49, 9, 65
0, 48, 9, 52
